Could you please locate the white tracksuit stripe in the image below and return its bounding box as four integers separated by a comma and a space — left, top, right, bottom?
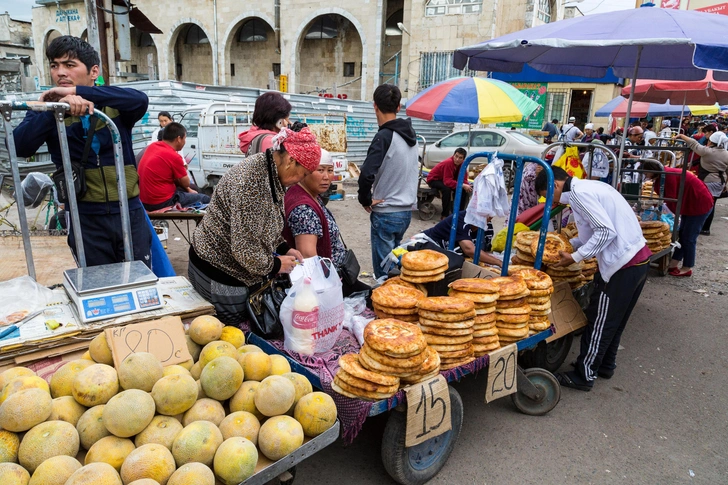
582, 293, 604, 379
584, 291, 610, 380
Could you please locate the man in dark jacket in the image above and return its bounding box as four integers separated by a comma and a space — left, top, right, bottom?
358, 84, 419, 278
14, 36, 151, 267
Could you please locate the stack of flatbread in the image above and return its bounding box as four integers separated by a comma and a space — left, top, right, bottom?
334, 353, 401, 401
640, 220, 671, 253
513, 269, 554, 336
416, 296, 477, 370
490, 275, 531, 346
447, 279, 500, 356
400, 346, 441, 386
511, 231, 539, 266
581, 258, 598, 283
371, 283, 426, 322
561, 222, 578, 240
641, 180, 654, 198
545, 261, 586, 289
400, 249, 449, 284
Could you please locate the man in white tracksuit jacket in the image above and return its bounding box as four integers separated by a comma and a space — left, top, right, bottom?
536, 167, 651, 391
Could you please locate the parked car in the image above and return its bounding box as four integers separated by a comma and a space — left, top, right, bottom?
423, 128, 545, 168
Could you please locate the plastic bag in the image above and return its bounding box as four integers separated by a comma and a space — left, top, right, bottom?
342, 291, 373, 346
0, 276, 57, 325
552, 146, 586, 179
465, 155, 509, 227
491, 223, 530, 253
15, 173, 54, 208
280, 257, 345, 355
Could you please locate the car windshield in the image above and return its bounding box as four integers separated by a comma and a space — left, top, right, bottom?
179, 112, 201, 138
508, 131, 541, 145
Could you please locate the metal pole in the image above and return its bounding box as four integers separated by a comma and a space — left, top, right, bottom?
84, 0, 104, 81
1, 103, 36, 280
615, 45, 643, 189
678, 92, 687, 135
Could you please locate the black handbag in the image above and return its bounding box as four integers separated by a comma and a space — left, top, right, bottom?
338, 234, 360, 286
51, 115, 98, 204
245, 275, 291, 340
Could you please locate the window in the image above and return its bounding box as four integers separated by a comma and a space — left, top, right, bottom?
176, 63, 183, 79
471, 131, 505, 147
130, 65, 138, 74
272, 63, 281, 77
138, 32, 154, 47
385, 9, 404, 36
343, 62, 355, 77
538, 0, 553, 23
508, 131, 541, 146
305, 15, 338, 39
425, 0, 482, 16
230, 63, 235, 77
419, 51, 478, 90
439, 132, 470, 148
184, 25, 209, 45
545, 90, 569, 124
238, 19, 268, 42
180, 111, 200, 138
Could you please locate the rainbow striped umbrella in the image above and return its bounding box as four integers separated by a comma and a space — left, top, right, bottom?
405, 77, 541, 124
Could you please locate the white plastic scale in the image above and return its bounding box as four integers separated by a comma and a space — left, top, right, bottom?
63, 261, 164, 323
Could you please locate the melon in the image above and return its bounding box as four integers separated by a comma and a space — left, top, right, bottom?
214, 437, 258, 485
229, 381, 264, 420
258, 415, 304, 461
88, 333, 114, 365
64, 462, 122, 485
282, 372, 313, 413
151, 374, 198, 416
269, 355, 292, 375
134, 416, 183, 451
18, 420, 80, 473
0, 462, 30, 485
81, 351, 94, 361
196, 380, 207, 400
162, 365, 190, 378
119, 444, 176, 485
198, 341, 237, 369
177, 360, 194, 371
48, 396, 87, 426
294, 392, 337, 437
255, 376, 296, 417
188, 316, 223, 345
0, 388, 52, 432
127, 480, 160, 485
0, 376, 50, 405
200, 356, 243, 400
189, 362, 202, 380
85, 436, 135, 472
117, 353, 163, 392
219, 326, 245, 348
181, 398, 225, 427
184, 335, 202, 362
72, 364, 119, 407
242, 352, 271, 381
103, 389, 155, 438
76, 405, 111, 450
237, 344, 263, 355
0, 429, 20, 463
171, 421, 223, 467
167, 462, 215, 485
218, 411, 260, 445
0, 367, 35, 390
50, 360, 94, 398
29, 455, 82, 485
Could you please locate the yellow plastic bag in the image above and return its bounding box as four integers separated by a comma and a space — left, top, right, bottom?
491, 223, 530, 253
553, 146, 586, 179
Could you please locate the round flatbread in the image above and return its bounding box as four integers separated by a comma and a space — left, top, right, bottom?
511, 256, 534, 266
338, 354, 399, 386
529, 302, 551, 311
474, 301, 497, 309
417, 296, 474, 314
528, 288, 553, 297
440, 357, 476, 370
333, 377, 397, 400
531, 234, 567, 265
473, 320, 496, 330
419, 310, 476, 323
373, 309, 420, 322
401, 250, 449, 271
401, 265, 448, 277
372, 284, 425, 308
401, 369, 441, 385
516, 250, 536, 262
419, 324, 473, 336
358, 348, 418, 377
336, 369, 400, 394
640, 220, 667, 229
495, 297, 528, 308
475, 307, 496, 316
401, 273, 446, 283
496, 313, 530, 324
437, 346, 474, 359
472, 328, 498, 338
372, 304, 419, 315
527, 296, 551, 305
530, 308, 552, 316
490, 275, 528, 297
513, 268, 553, 290
418, 319, 475, 331
447, 290, 499, 304
507, 265, 535, 275
360, 343, 426, 369
381, 276, 419, 291
496, 321, 528, 330
449, 278, 500, 294
424, 333, 473, 345
496, 305, 532, 315
429, 341, 472, 352
364, 319, 427, 358
473, 343, 500, 354
529, 314, 551, 323
474, 312, 496, 324
498, 289, 531, 301
497, 326, 529, 338
516, 231, 539, 245
529, 321, 551, 331
548, 275, 585, 283
472, 334, 499, 344
418, 346, 441, 375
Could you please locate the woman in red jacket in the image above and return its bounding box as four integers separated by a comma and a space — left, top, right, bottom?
642, 161, 714, 277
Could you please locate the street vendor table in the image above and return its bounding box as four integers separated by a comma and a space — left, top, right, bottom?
147, 210, 204, 245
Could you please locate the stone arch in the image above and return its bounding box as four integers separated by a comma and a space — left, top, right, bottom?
127, 28, 159, 80
221, 12, 279, 88
166, 18, 216, 84
290, 8, 367, 100
41, 28, 64, 85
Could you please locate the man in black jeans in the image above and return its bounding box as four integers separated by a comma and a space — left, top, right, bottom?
426, 148, 471, 219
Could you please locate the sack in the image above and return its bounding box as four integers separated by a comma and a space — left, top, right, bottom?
51, 114, 98, 204
246, 275, 291, 340
280, 258, 345, 354
552, 146, 586, 179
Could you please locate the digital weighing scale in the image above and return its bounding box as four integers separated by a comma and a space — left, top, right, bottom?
63, 261, 164, 323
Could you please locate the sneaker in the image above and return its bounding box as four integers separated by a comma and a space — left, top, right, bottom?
700, 230, 710, 236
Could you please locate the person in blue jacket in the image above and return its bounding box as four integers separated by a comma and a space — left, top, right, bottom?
13, 36, 152, 268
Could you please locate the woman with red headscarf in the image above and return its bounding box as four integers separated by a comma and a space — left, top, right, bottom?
189, 124, 321, 323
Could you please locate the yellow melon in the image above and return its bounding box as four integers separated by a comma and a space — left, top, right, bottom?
218, 411, 260, 445
29, 455, 82, 485
200, 356, 243, 401
181, 398, 225, 427
127, 480, 160, 485
85, 436, 135, 472
282, 373, 313, 409
0, 429, 20, 463
120, 443, 176, 485
0, 462, 30, 485
76, 405, 111, 450
177, 360, 194, 371
118, 353, 163, 392
88, 333, 114, 365
184, 335, 201, 362
197, 341, 237, 369
64, 462, 122, 485
0, 367, 35, 390
188, 316, 223, 346
195, 380, 206, 400
0, 376, 50, 405
172, 420, 223, 468
72, 364, 119, 407
242, 352, 272, 382
237, 344, 263, 355
189, 362, 202, 380
258, 415, 304, 461
134, 415, 183, 451
294, 392, 337, 437
229, 381, 264, 420
269, 355, 292, 375
48, 396, 87, 426
102, 390, 155, 438
50, 360, 94, 398
162, 365, 190, 378
219, 326, 245, 348
0, 388, 52, 432
18, 420, 80, 473
167, 462, 215, 485
255, 376, 296, 417
151, 375, 198, 416
81, 351, 94, 361
213, 437, 258, 485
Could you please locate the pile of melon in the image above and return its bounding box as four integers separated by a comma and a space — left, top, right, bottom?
0, 315, 337, 485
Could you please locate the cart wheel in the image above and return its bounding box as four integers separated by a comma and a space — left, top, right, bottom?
381, 386, 463, 485
519, 334, 574, 373
511, 368, 561, 416
418, 202, 437, 221
277, 466, 296, 485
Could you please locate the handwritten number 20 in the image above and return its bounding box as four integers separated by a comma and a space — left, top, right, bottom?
415, 379, 447, 439
491, 353, 516, 394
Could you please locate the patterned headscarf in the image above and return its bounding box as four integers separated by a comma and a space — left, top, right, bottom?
271, 127, 321, 172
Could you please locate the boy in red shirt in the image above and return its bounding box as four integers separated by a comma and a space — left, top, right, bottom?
426, 148, 471, 219
138, 123, 210, 211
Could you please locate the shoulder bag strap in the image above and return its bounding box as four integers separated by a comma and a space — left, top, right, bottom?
81, 114, 99, 166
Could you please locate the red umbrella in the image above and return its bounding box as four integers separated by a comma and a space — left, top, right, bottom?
621, 70, 728, 105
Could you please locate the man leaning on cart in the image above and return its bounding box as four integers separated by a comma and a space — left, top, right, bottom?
12, 36, 151, 268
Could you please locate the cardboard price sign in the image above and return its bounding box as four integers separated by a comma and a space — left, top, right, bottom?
485, 344, 518, 403
546, 281, 588, 343
105, 316, 192, 369
403, 375, 451, 447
